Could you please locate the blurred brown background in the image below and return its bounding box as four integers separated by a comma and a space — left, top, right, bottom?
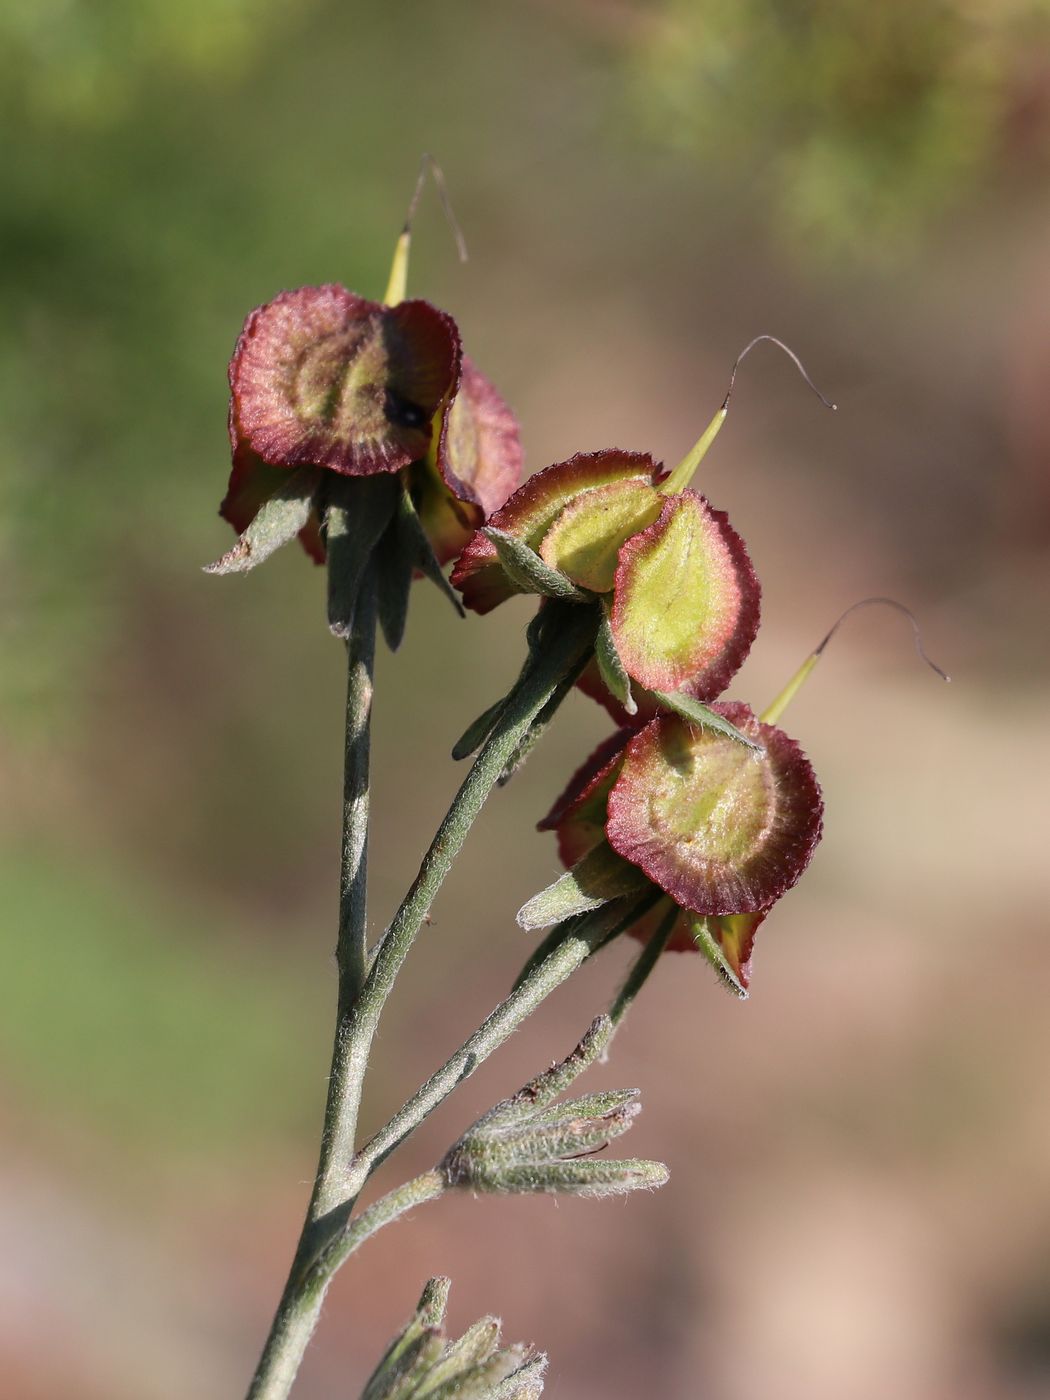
3, 2, 1050, 1398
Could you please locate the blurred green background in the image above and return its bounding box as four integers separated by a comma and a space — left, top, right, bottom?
3, 2, 1050, 1397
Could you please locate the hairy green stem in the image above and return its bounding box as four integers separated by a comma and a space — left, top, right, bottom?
245, 1172, 444, 1400
246, 576, 379, 1400
337, 575, 378, 999
609, 900, 679, 1027
308, 570, 379, 1220
245, 603, 597, 1400
353, 893, 659, 1186
354, 603, 597, 1047
312, 1169, 445, 1278
295, 894, 658, 1297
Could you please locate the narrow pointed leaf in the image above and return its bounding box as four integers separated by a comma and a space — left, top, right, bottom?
414, 1319, 501, 1395
397, 484, 466, 617
490, 1104, 640, 1164
548, 1102, 641, 1153
524, 605, 550, 654
509, 884, 658, 996
424, 1348, 529, 1400
492, 1355, 548, 1400
487, 1158, 668, 1197
517, 841, 649, 930
453, 625, 551, 764
218, 445, 325, 565
595, 610, 637, 715
451, 696, 507, 761
511, 891, 659, 994
326, 475, 398, 638
452, 1106, 638, 1176
690, 917, 749, 1000
361, 1329, 444, 1400
649, 689, 763, 752
533, 1087, 638, 1124
376, 506, 416, 652
574, 651, 667, 727
361, 1291, 429, 1399
482, 528, 588, 600
495, 617, 597, 784
496, 661, 586, 787
699, 910, 764, 994
204, 467, 320, 574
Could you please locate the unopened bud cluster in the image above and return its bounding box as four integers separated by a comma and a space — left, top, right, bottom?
359, 1276, 546, 1400
441, 1017, 668, 1199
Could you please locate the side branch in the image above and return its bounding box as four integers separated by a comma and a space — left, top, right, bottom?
329, 603, 598, 1180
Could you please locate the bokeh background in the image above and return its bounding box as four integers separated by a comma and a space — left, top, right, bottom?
4, 2, 1050, 1398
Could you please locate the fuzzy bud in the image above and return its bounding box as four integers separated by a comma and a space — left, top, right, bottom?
359, 1278, 545, 1400
440, 1019, 668, 1201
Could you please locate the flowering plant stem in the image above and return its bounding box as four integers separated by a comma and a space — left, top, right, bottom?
309, 567, 378, 1219
352, 892, 661, 1187
245, 602, 598, 1400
